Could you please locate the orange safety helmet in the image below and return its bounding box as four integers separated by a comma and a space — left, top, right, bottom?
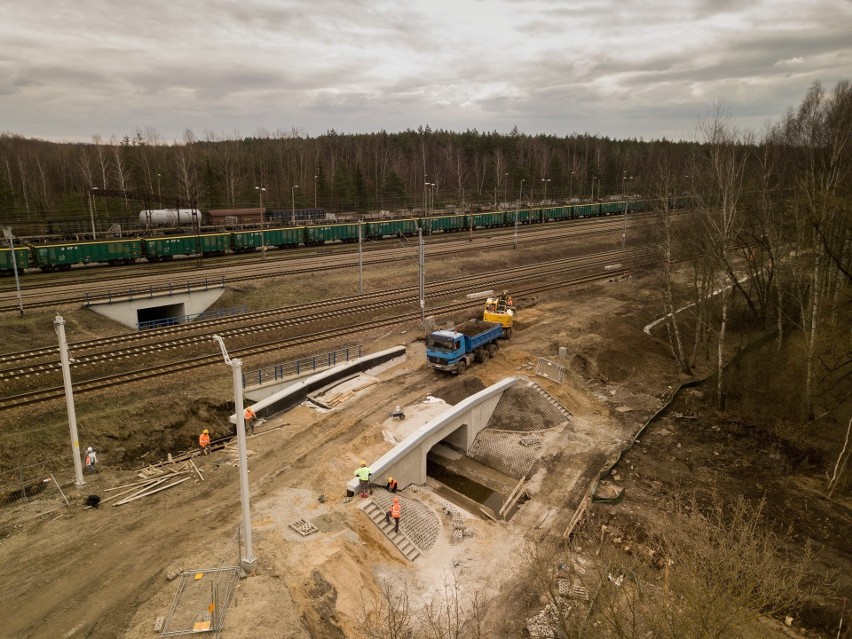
393, 497, 399, 503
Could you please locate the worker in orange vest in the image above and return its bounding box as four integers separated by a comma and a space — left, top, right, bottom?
385, 496, 401, 533
199, 429, 211, 455
244, 407, 257, 435
386, 476, 398, 492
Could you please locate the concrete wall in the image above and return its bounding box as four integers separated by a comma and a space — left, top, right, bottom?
88, 288, 224, 329
346, 377, 517, 495
230, 345, 407, 424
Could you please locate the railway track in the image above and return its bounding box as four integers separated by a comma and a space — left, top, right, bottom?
0, 265, 643, 411
0, 215, 641, 312
0, 247, 640, 378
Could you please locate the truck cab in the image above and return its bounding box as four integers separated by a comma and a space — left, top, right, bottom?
425, 330, 465, 372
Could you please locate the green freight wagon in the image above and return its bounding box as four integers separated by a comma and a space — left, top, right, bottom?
265, 227, 305, 248
628, 199, 645, 212
543, 206, 571, 222
424, 214, 468, 233
0, 246, 31, 275
470, 211, 506, 229
230, 230, 264, 253
600, 202, 623, 215
365, 218, 418, 239
30, 239, 143, 271
142, 233, 229, 261
573, 204, 600, 218
304, 223, 360, 245
515, 209, 532, 224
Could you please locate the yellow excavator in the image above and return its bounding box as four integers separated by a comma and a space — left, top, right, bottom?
483, 291, 514, 339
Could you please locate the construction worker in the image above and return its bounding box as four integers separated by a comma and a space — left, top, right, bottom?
199, 429, 211, 455
386, 476, 398, 492
84, 446, 98, 474
385, 496, 401, 533
354, 461, 372, 498
244, 406, 257, 435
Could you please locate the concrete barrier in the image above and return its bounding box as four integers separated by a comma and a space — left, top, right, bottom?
346, 377, 517, 495
229, 345, 407, 424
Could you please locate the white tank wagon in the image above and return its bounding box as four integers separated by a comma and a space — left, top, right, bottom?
139, 209, 202, 227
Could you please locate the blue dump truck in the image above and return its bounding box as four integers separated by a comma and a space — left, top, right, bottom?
426, 319, 504, 374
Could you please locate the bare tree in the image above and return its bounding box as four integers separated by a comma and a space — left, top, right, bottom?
779, 81, 852, 418
647, 159, 692, 374
416, 572, 483, 639
692, 105, 749, 407
357, 578, 414, 639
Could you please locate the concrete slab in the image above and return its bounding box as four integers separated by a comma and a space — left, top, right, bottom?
88, 287, 224, 329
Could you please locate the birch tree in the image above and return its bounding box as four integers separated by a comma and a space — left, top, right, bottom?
693, 106, 749, 407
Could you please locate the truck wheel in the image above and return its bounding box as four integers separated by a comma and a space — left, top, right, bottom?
505, 327, 513, 340
487, 343, 498, 357
456, 360, 466, 375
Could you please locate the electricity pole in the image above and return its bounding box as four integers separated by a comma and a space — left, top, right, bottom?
212, 335, 256, 573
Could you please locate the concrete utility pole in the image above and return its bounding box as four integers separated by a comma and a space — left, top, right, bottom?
358, 220, 364, 295
514, 200, 519, 251
3, 227, 24, 315
212, 335, 256, 573
255, 186, 266, 260
89, 187, 98, 239
55, 315, 85, 486
622, 172, 628, 248
418, 228, 425, 323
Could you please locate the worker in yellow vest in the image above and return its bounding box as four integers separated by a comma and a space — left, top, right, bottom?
354, 461, 372, 498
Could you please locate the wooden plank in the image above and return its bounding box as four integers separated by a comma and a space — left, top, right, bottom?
562, 493, 591, 539
479, 506, 499, 522
499, 475, 527, 516
102, 476, 171, 505
190, 458, 204, 482
104, 478, 163, 492
223, 426, 283, 448
114, 477, 191, 506
500, 483, 527, 519
50, 474, 70, 507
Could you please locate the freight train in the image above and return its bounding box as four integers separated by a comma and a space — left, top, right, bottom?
1, 198, 681, 275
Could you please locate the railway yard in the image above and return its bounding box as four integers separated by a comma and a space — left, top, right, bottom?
0, 214, 849, 638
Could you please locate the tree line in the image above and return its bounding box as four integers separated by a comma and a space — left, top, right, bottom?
646, 80, 850, 437
1, 124, 698, 222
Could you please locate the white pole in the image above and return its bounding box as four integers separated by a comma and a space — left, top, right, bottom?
358, 220, 363, 295
3, 228, 24, 315
55, 315, 85, 486
212, 335, 256, 573
418, 228, 425, 323
514, 214, 519, 251
255, 186, 266, 261
622, 173, 631, 249
88, 189, 97, 239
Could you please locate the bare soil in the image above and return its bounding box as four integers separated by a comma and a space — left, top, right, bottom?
0, 247, 849, 639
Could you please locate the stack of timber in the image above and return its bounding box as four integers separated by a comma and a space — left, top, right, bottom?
101, 464, 194, 507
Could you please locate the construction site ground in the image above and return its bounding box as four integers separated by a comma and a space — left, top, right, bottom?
1, 265, 850, 638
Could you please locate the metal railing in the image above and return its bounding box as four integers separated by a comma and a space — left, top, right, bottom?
85, 276, 225, 306
242, 345, 363, 389
137, 305, 248, 330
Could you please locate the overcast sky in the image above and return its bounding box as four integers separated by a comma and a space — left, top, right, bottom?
1, 0, 850, 144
